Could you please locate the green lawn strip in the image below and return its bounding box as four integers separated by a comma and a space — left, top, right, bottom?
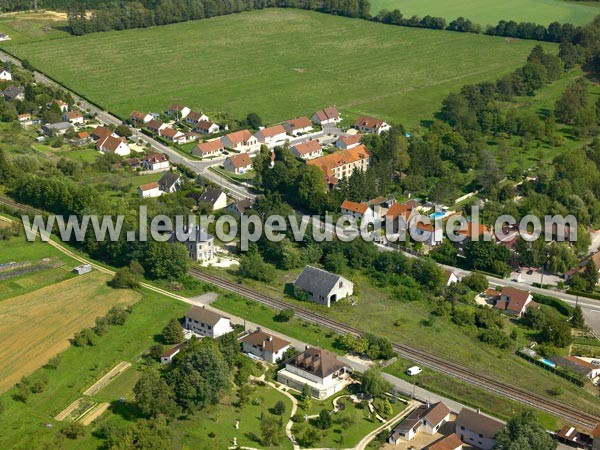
383, 359, 561, 430
212, 292, 342, 353
210, 165, 256, 182
368, 0, 598, 26
0, 288, 189, 450
2, 9, 553, 128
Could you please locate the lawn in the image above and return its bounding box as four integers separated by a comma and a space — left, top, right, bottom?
173, 383, 293, 450
0, 289, 189, 450
0, 272, 140, 393
2, 9, 555, 127
368, 0, 600, 26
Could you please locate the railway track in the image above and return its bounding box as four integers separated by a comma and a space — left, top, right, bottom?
0, 197, 43, 215
190, 268, 600, 429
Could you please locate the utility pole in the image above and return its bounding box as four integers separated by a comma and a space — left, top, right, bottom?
34, 0, 38, 12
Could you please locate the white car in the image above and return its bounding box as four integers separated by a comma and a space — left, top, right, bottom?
406, 366, 422, 376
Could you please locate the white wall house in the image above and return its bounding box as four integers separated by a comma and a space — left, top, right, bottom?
291, 140, 322, 160
97, 135, 131, 156
340, 200, 375, 223
455, 408, 504, 450
311, 106, 341, 126
142, 153, 170, 171
293, 266, 353, 307
283, 117, 313, 136
137, 182, 161, 198
241, 329, 291, 363
184, 305, 233, 339
254, 125, 287, 147
221, 129, 259, 153
223, 153, 253, 174
277, 347, 351, 399
0, 69, 12, 81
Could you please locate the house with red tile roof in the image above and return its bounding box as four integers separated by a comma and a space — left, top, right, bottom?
354, 115, 390, 134
193, 139, 224, 158
254, 125, 287, 146
63, 110, 84, 125
221, 129, 259, 153
426, 433, 463, 450
241, 329, 291, 363
130, 111, 153, 124
194, 120, 219, 135
137, 181, 161, 198
336, 134, 362, 150
291, 140, 322, 160
167, 104, 191, 120
306, 144, 371, 186
97, 135, 130, 156
494, 286, 538, 318
340, 199, 374, 222
184, 110, 209, 126
283, 116, 313, 136
223, 153, 253, 174
311, 106, 341, 126
142, 152, 169, 171
146, 119, 167, 135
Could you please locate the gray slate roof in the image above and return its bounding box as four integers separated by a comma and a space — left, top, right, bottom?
185, 305, 228, 327
159, 171, 181, 190
172, 225, 212, 243
3, 85, 22, 100
293, 265, 344, 296
198, 186, 225, 205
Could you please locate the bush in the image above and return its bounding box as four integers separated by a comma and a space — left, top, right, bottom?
60, 423, 86, 440
272, 400, 286, 415
44, 355, 61, 370
72, 328, 97, 347
276, 308, 295, 322
162, 318, 184, 344
315, 409, 332, 429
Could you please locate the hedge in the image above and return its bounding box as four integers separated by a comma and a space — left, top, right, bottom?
532, 293, 573, 317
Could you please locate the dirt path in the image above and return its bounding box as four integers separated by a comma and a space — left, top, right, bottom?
83, 361, 131, 396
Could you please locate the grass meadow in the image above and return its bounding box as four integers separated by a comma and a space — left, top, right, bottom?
2, 9, 554, 127
369, 0, 600, 26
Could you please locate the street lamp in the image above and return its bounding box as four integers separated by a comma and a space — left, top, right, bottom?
540, 251, 550, 287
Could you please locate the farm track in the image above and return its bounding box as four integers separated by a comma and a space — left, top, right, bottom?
190, 268, 600, 429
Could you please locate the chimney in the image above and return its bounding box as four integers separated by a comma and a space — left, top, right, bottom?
477, 408, 481, 414
268, 336, 273, 342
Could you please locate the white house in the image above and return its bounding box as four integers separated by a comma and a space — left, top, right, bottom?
409, 216, 444, 247
254, 125, 287, 147
185, 110, 209, 126
194, 120, 220, 135
130, 111, 153, 124
221, 129, 259, 153
159, 127, 185, 143
197, 186, 228, 211
142, 152, 170, 171
137, 182, 161, 198
455, 408, 504, 450
293, 266, 353, 307
354, 115, 390, 134
170, 225, 214, 262
494, 286, 537, 318
340, 199, 375, 222
223, 153, 253, 174
427, 434, 463, 450
168, 104, 191, 120
146, 119, 167, 135
283, 116, 313, 136
160, 342, 186, 364
193, 139, 224, 158
336, 134, 361, 150
63, 110, 84, 125
158, 171, 182, 193
444, 269, 460, 286
241, 329, 291, 363
277, 347, 352, 399
54, 99, 69, 113
97, 135, 131, 156
388, 402, 452, 444
311, 106, 341, 126
0, 69, 12, 81
291, 140, 322, 160
184, 305, 233, 339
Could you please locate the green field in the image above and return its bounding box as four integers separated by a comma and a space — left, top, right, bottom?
2, 9, 554, 127
369, 0, 600, 26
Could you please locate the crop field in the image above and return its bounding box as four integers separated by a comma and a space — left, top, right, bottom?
2, 9, 554, 127
0, 273, 139, 393
369, 0, 600, 26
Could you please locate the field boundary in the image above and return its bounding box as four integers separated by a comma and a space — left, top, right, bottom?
83, 361, 131, 396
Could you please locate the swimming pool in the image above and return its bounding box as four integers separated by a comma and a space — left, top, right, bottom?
430, 211, 445, 220
541, 359, 556, 368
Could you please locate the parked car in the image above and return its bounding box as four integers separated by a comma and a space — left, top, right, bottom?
406, 366, 422, 376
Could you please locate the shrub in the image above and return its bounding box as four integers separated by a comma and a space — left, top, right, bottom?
272, 400, 286, 415
60, 423, 86, 440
